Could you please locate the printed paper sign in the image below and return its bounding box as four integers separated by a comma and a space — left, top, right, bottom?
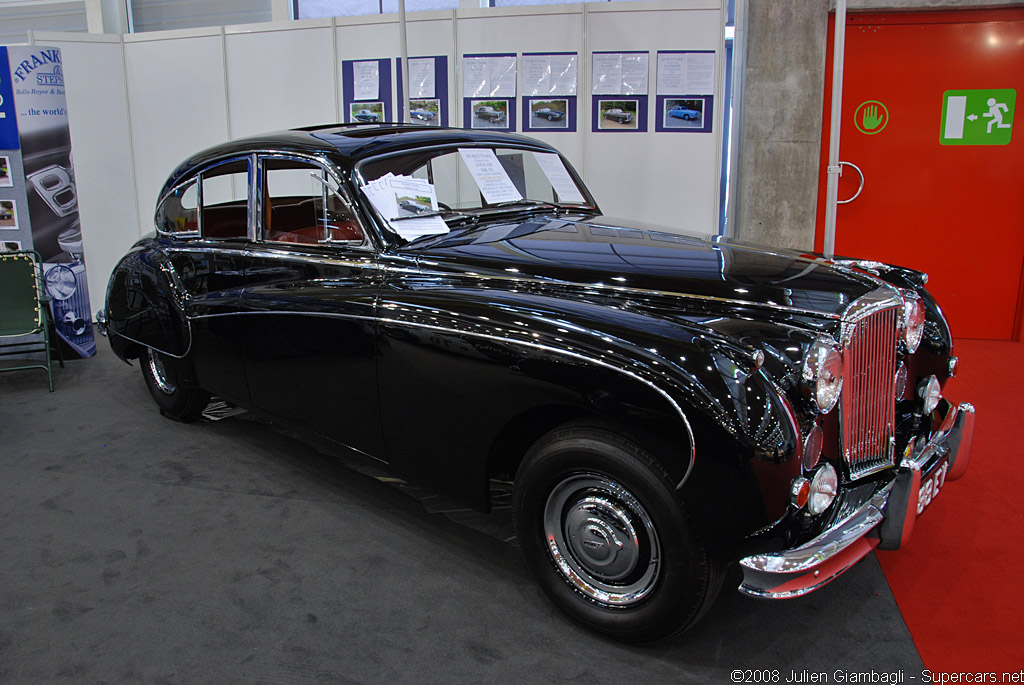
408, 58, 435, 99
592, 53, 648, 96
361, 173, 449, 240
532, 153, 585, 205
458, 148, 522, 204
462, 56, 517, 99
352, 61, 380, 101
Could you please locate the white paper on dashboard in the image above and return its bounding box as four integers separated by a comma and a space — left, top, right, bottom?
684, 52, 715, 95
462, 57, 489, 98
489, 56, 517, 97
532, 153, 585, 205
656, 52, 687, 95
361, 173, 449, 240
522, 55, 551, 97
458, 148, 523, 205
408, 57, 435, 99
620, 54, 649, 95
353, 60, 380, 101
592, 53, 622, 95
548, 54, 577, 96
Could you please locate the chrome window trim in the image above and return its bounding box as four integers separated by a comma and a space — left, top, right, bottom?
188, 308, 697, 487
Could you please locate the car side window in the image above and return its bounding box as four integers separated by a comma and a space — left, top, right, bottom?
263, 158, 363, 245
155, 178, 198, 235
201, 159, 250, 240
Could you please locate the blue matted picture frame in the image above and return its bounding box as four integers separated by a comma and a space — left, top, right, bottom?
341, 58, 393, 124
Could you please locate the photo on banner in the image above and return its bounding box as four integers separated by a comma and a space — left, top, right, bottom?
590, 51, 649, 133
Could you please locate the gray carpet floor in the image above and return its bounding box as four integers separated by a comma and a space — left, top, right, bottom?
0, 336, 924, 683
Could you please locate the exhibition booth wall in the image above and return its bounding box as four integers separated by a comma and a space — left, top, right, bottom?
28, 0, 725, 317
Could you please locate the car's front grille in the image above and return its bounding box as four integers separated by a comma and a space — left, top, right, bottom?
841, 294, 901, 479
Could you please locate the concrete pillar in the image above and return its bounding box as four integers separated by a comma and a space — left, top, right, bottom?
731, 0, 829, 251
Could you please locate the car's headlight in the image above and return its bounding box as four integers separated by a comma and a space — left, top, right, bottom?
803, 337, 843, 414
902, 293, 926, 354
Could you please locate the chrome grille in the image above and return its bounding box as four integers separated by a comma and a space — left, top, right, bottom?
841, 294, 901, 479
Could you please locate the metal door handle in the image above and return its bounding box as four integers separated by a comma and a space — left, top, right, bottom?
837, 161, 865, 204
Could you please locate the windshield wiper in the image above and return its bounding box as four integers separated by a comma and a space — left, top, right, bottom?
484, 199, 562, 212
390, 209, 476, 224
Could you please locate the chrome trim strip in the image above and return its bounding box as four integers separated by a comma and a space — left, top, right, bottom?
187, 308, 698, 485
738, 481, 894, 598
389, 265, 843, 320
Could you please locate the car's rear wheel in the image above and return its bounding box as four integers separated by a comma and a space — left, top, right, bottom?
513, 426, 722, 643
141, 347, 210, 422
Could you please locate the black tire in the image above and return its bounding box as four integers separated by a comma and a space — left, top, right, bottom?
140, 347, 210, 422
513, 426, 723, 643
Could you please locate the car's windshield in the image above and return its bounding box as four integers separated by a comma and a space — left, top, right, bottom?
356, 145, 595, 243
359, 146, 593, 212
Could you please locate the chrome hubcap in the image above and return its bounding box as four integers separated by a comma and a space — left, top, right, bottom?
543, 474, 660, 606
147, 348, 176, 395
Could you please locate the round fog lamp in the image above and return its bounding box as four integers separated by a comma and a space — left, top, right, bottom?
808, 463, 838, 515
917, 375, 942, 414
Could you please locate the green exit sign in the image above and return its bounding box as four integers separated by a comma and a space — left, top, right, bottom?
941, 89, 1015, 146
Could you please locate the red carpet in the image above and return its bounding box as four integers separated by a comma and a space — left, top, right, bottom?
876, 339, 1024, 672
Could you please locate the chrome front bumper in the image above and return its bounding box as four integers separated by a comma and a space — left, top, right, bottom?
738, 401, 976, 599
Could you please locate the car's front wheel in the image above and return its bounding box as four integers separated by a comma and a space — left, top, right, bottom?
513, 426, 722, 643
141, 347, 210, 422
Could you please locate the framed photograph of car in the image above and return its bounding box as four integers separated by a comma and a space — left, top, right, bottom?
0, 155, 12, 187
468, 98, 513, 131
655, 95, 714, 133
664, 98, 704, 128
0, 199, 19, 230
101, 123, 975, 645
408, 99, 441, 126
349, 102, 384, 124
593, 97, 647, 132
523, 97, 573, 132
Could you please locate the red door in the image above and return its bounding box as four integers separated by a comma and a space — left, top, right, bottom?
815, 9, 1024, 340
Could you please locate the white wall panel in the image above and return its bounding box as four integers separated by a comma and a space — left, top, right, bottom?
225, 21, 337, 138
583, 4, 723, 234
33, 32, 136, 317
124, 30, 229, 220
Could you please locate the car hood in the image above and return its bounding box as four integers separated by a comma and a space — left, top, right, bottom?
406, 213, 883, 320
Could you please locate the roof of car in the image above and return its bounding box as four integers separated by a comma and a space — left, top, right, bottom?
161, 123, 553, 198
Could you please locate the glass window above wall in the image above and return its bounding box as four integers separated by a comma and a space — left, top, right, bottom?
0, 1, 88, 45
297, 0, 458, 19
129, 0, 272, 33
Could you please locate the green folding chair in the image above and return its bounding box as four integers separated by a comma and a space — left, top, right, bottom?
0, 250, 58, 391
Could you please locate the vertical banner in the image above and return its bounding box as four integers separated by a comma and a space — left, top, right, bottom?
4, 46, 94, 358
396, 56, 449, 127
341, 58, 392, 124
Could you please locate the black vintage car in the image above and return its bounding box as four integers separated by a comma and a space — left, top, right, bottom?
101, 124, 974, 643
